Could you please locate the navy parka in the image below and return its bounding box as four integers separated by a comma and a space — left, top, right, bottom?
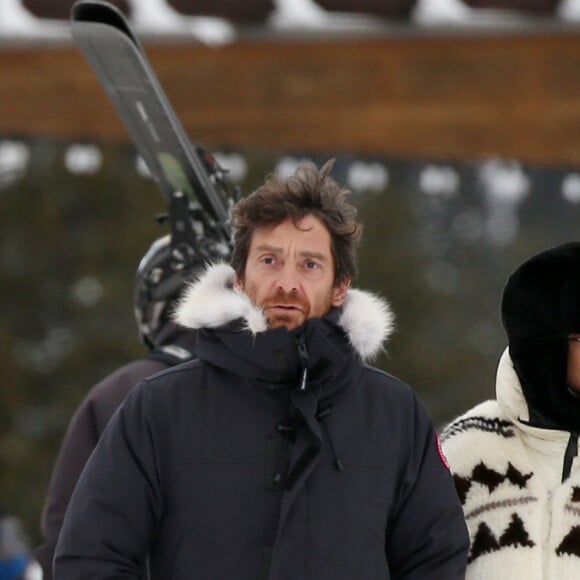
55, 264, 468, 579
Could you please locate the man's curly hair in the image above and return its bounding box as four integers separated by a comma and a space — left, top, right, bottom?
230, 159, 362, 286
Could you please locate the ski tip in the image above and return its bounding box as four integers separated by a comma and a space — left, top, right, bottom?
71, 1, 137, 46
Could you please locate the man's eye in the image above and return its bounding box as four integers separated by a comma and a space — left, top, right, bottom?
305, 261, 319, 270
262, 256, 275, 265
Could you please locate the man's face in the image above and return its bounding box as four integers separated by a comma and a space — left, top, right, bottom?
235, 215, 350, 330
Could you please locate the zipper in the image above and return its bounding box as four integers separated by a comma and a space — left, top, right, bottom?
562, 432, 579, 482
296, 335, 309, 391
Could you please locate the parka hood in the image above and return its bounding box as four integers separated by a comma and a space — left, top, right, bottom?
501, 242, 580, 431
173, 262, 395, 363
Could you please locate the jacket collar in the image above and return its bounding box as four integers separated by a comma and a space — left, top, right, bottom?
173, 262, 395, 363
496, 347, 572, 447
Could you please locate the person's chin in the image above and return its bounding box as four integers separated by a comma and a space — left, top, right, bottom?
267, 310, 305, 330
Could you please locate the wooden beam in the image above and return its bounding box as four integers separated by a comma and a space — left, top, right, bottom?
3, 30, 580, 167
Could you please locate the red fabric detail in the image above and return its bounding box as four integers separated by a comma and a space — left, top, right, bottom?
436, 432, 451, 470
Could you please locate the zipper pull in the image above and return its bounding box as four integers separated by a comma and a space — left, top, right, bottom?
296, 335, 309, 391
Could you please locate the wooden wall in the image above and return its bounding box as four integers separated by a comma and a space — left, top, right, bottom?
3, 28, 580, 167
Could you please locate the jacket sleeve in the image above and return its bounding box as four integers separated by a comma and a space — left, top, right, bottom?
35, 361, 160, 580
54, 381, 164, 579
35, 393, 101, 580
385, 393, 469, 579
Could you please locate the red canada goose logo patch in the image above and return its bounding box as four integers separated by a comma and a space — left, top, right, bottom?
436, 432, 450, 470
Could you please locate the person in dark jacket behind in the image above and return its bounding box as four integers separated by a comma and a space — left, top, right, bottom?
54, 159, 469, 580
36, 234, 203, 580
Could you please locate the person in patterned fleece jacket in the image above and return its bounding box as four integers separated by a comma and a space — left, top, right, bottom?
442, 242, 580, 579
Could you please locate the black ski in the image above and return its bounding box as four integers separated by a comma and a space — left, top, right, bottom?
70, 0, 233, 249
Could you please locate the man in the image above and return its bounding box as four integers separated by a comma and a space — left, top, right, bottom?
442, 242, 580, 579
54, 160, 469, 579
36, 235, 200, 580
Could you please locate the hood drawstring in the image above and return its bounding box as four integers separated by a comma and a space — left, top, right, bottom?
276, 336, 344, 475
562, 431, 579, 482
316, 407, 344, 472
277, 409, 344, 473
277, 408, 344, 473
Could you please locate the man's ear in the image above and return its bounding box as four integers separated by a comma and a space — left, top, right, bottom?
233, 274, 244, 291
332, 278, 351, 307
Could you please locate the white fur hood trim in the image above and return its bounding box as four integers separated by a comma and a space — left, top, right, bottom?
173, 263, 395, 362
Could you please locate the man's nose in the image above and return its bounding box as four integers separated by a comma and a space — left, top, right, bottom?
276, 264, 299, 293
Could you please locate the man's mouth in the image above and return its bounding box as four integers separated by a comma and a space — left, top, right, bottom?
269, 304, 302, 312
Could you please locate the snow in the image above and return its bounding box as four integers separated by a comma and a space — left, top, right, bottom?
213, 152, 248, 183
419, 165, 460, 199
347, 161, 389, 193
0, 140, 30, 189
126, 0, 235, 45
64, 144, 103, 175
559, 0, 580, 20
561, 172, 580, 204
1, 0, 579, 42
268, 0, 386, 31
0, 0, 69, 39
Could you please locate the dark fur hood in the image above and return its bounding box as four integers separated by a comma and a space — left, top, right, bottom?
501, 242, 580, 431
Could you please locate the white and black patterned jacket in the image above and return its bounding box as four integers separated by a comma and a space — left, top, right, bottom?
442, 348, 580, 579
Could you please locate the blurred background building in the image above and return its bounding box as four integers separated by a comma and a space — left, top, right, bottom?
2, 0, 580, 545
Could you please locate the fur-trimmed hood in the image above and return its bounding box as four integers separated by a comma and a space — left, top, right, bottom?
173, 263, 395, 363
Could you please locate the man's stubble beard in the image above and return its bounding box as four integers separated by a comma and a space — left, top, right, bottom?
262, 289, 335, 330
